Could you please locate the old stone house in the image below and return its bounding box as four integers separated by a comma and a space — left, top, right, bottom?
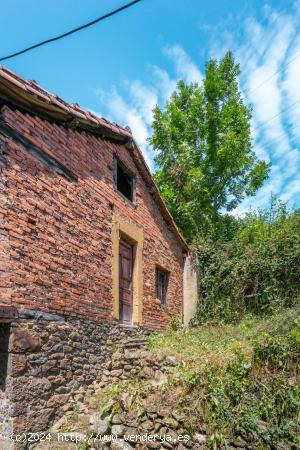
0, 66, 197, 445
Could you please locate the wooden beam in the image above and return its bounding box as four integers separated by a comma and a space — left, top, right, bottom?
0, 306, 18, 320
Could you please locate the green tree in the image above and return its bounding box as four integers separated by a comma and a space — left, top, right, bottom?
149, 51, 270, 242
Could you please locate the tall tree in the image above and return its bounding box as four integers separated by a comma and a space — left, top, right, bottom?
149, 52, 270, 242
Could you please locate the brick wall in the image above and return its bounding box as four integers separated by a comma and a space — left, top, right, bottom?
0, 105, 184, 331
0, 143, 11, 308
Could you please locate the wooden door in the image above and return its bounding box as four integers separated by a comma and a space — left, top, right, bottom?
119, 240, 133, 324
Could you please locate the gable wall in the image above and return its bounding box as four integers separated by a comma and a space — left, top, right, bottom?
0, 105, 184, 331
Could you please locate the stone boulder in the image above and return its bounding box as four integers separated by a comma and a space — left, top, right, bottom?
10, 328, 41, 352
89, 413, 110, 435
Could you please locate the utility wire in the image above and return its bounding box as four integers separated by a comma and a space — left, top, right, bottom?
1, 0, 297, 141
243, 50, 300, 97
253, 126, 298, 146
0, 0, 142, 62
252, 98, 300, 133
239, 9, 300, 97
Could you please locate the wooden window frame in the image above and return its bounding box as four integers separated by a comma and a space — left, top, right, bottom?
0, 324, 10, 390
113, 156, 136, 204
155, 267, 169, 306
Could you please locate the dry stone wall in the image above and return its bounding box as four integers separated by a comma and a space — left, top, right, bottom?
40, 340, 207, 450
0, 310, 149, 449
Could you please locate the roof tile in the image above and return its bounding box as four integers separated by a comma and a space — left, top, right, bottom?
0, 65, 132, 140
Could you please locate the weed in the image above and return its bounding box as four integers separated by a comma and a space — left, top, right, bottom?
149, 307, 300, 447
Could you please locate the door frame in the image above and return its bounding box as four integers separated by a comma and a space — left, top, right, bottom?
112, 214, 144, 326
119, 238, 134, 325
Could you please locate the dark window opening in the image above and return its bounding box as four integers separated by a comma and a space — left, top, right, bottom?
114, 158, 135, 202
156, 268, 169, 306
0, 325, 10, 390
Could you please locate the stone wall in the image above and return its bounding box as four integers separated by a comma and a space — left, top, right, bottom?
33, 334, 204, 450
0, 310, 149, 449
0, 324, 12, 449
183, 255, 198, 326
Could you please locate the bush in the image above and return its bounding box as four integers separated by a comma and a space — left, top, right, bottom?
193, 199, 300, 324
148, 309, 300, 448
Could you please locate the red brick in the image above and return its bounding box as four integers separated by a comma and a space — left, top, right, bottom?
0, 106, 185, 330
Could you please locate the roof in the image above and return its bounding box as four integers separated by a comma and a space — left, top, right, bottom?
0, 65, 188, 251
0, 65, 131, 142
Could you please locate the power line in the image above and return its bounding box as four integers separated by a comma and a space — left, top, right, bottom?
243, 50, 300, 97
253, 125, 299, 147
239, 9, 300, 98
252, 99, 300, 133
0, 0, 142, 62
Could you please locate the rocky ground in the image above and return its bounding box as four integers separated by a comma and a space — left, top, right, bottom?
32, 309, 299, 450
32, 338, 210, 450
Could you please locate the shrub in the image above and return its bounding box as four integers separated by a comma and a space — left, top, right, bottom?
193, 199, 300, 324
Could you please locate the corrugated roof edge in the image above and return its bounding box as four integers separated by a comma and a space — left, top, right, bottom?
0, 65, 188, 251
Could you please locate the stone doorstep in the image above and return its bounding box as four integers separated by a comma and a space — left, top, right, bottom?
123, 340, 148, 349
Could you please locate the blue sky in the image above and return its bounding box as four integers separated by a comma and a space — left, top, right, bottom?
1, 0, 300, 213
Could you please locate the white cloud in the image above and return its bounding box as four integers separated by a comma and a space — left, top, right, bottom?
164, 44, 202, 83
241, 14, 294, 151
96, 45, 201, 170
281, 177, 300, 203
97, 87, 153, 168
127, 81, 158, 125
282, 35, 300, 142
218, 3, 300, 212
96, 4, 300, 211
151, 65, 177, 102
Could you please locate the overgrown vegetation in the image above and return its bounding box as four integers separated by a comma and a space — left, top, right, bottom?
57, 310, 299, 450
193, 199, 300, 324
148, 308, 300, 449
148, 48, 300, 449
144, 190, 300, 448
